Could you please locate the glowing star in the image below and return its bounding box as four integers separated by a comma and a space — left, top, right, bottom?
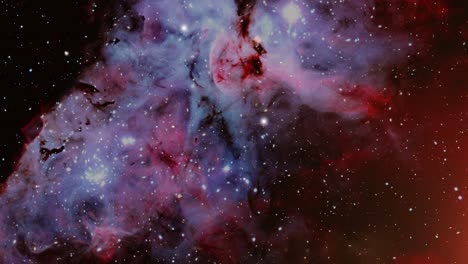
222, 165, 231, 173
260, 117, 269, 127
180, 24, 188, 32
84, 168, 109, 187
121, 136, 136, 146
282, 2, 301, 25
253, 35, 262, 43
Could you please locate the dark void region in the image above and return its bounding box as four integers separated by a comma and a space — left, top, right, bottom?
0, 0, 137, 183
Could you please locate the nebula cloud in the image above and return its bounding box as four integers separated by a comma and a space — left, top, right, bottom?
0, 0, 432, 263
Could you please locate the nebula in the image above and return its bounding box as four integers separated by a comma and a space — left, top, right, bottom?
0, 0, 463, 263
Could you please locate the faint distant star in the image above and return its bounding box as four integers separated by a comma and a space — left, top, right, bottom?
282, 2, 301, 25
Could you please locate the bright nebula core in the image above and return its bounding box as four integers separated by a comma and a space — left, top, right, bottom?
1, 0, 467, 263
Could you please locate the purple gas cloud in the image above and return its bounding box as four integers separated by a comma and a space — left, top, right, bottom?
0, 0, 443, 263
